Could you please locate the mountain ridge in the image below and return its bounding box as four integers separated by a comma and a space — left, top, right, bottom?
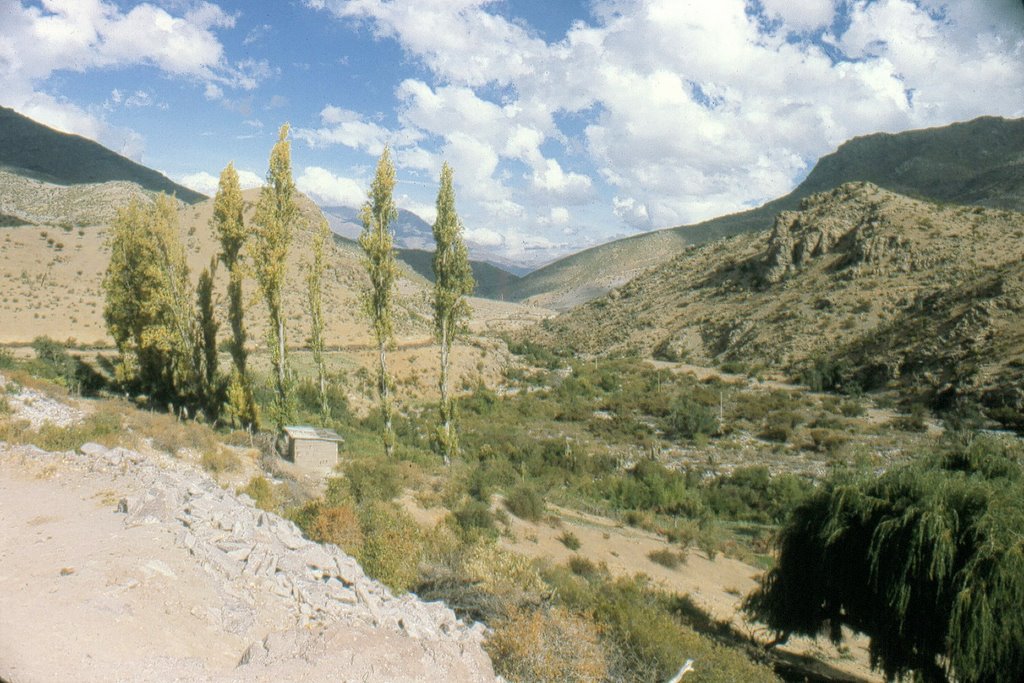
510, 116, 1024, 310
0, 106, 205, 203
527, 181, 1024, 426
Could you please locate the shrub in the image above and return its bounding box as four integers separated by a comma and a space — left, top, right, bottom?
310, 504, 364, 555
238, 475, 277, 512
200, 447, 240, 474
648, 548, 685, 569
505, 484, 545, 521
453, 499, 498, 541
558, 530, 581, 551
838, 398, 865, 417
486, 607, 609, 683
343, 457, 401, 503
357, 501, 424, 593
663, 395, 717, 440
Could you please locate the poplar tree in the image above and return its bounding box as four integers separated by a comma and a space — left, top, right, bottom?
212, 162, 257, 429
431, 162, 474, 464
103, 194, 203, 411
359, 146, 399, 456
307, 217, 330, 423
253, 124, 298, 430
195, 256, 219, 418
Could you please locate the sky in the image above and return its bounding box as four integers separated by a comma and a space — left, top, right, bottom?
1, 0, 1023, 267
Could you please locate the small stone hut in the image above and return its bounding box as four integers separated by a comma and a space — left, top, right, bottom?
283, 426, 343, 471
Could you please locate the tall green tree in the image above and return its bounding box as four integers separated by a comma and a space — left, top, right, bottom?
212, 162, 257, 428
253, 124, 299, 430
745, 435, 1024, 683
195, 256, 220, 418
359, 146, 399, 456
430, 162, 474, 464
307, 217, 330, 423
103, 194, 204, 411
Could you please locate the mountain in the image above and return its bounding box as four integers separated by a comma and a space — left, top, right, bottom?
322, 206, 434, 248
322, 206, 522, 299
510, 116, 1024, 311
528, 182, 1024, 425
0, 106, 205, 203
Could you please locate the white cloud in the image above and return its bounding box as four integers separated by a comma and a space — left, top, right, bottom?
464, 227, 505, 248
296, 166, 367, 207
306, 0, 1024, 262
178, 167, 262, 195
294, 105, 422, 155
0, 0, 261, 162
759, 0, 836, 31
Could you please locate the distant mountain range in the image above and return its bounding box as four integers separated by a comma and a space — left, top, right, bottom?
0, 106, 205, 203
509, 116, 1024, 310
321, 205, 524, 298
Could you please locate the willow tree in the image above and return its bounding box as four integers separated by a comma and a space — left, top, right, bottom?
745, 435, 1024, 683
212, 162, 257, 429
103, 194, 204, 410
359, 146, 399, 456
431, 162, 474, 464
307, 217, 330, 422
253, 124, 298, 430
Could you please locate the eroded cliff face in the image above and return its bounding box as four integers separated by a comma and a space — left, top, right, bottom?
0, 396, 496, 683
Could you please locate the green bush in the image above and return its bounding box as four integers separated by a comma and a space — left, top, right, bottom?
647, 548, 685, 569
505, 483, 546, 521
663, 395, 717, 440
343, 457, 401, 503
357, 501, 424, 593
453, 499, 499, 541
238, 475, 277, 511
558, 530, 581, 551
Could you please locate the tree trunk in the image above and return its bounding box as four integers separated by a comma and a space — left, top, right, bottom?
439, 317, 451, 466
379, 338, 394, 457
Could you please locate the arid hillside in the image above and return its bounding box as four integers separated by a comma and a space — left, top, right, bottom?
529, 182, 1024, 416
0, 175, 548, 349
509, 116, 1024, 311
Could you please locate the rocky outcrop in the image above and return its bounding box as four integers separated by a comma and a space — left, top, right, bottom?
0, 439, 496, 682
762, 183, 927, 284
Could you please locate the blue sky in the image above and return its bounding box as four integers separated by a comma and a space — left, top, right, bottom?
2, 0, 1023, 266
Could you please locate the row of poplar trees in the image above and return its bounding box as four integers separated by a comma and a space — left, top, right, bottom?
102, 124, 474, 463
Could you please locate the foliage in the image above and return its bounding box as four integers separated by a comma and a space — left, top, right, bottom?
307, 218, 330, 423
103, 195, 208, 411
238, 475, 277, 512
340, 458, 402, 504
453, 499, 499, 541
647, 548, 686, 569
663, 394, 718, 440
359, 146, 400, 456
703, 466, 812, 524
746, 435, 1024, 683
309, 502, 364, 556
505, 483, 546, 521
252, 124, 298, 430
213, 162, 257, 429
357, 501, 424, 593
431, 162, 474, 464
486, 606, 609, 683
558, 530, 582, 551
27, 337, 104, 396
545, 571, 779, 682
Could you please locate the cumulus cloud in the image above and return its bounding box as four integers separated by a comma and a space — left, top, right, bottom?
305, 0, 1024, 261
178, 168, 262, 195
0, 0, 262, 161
296, 166, 367, 207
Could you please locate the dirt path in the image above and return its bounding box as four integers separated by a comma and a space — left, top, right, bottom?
0, 443, 495, 683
